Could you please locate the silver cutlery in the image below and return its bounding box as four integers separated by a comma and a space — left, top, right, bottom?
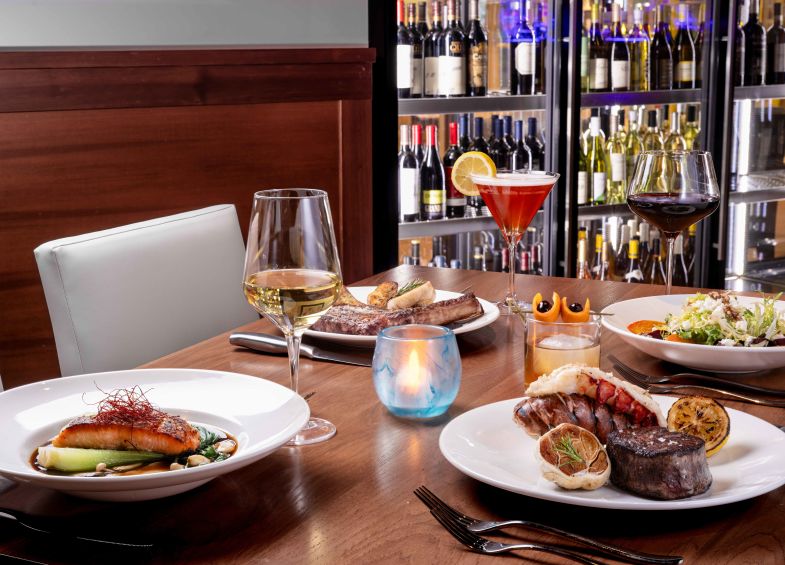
414, 486, 682, 565
229, 332, 371, 367
613, 364, 785, 408
427, 503, 600, 564
608, 355, 785, 397
0, 508, 154, 549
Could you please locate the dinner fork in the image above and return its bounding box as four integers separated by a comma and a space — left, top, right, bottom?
428, 504, 601, 564
613, 364, 785, 407
414, 486, 682, 565
608, 355, 785, 397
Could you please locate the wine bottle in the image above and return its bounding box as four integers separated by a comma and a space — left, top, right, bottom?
533, 0, 548, 94
744, 0, 766, 86
503, 116, 515, 150
577, 138, 589, 206
629, 4, 650, 92
458, 113, 472, 151
588, 1, 609, 92
606, 113, 626, 205
398, 125, 420, 223
684, 105, 700, 150
417, 1, 429, 38
489, 119, 509, 169
511, 1, 536, 94
424, 1, 442, 97
489, 114, 499, 144
439, 0, 466, 97
469, 117, 489, 153
443, 122, 466, 218
736, 3, 747, 87
642, 110, 664, 151
614, 224, 630, 281
624, 237, 644, 283
576, 237, 592, 280
591, 233, 603, 278
639, 222, 651, 267
650, 6, 673, 90
625, 109, 644, 185
587, 116, 606, 205
672, 4, 697, 89
412, 123, 425, 165
609, 3, 630, 92
420, 125, 445, 220
671, 234, 690, 286
646, 237, 666, 285
467, 0, 488, 96
407, 3, 424, 98
525, 117, 545, 170
487, 0, 511, 95
695, 5, 704, 88
686, 222, 697, 275
396, 0, 414, 98
598, 240, 611, 281
510, 119, 533, 171
767, 3, 785, 85
580, 12, 590, 92
665, 111, 687, 150
411, 240, 421, 266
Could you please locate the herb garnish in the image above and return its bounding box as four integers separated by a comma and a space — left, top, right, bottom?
193, 426, 229, 463
396, 279, 426, 297
554, 435, 584, 467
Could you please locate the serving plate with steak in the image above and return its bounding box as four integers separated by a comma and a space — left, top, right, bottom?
305, 287, 500, 346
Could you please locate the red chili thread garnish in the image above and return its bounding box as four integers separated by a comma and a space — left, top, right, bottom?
91, 386, 166, 426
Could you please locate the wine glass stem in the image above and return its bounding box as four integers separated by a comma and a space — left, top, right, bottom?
507, 239, 518, 305
665, 236, 675, 295
285, 332, 302, 394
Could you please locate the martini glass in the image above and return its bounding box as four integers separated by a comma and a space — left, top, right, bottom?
470, 170, 560, 312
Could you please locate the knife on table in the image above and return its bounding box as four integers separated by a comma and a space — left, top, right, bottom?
229, 332, 372, 367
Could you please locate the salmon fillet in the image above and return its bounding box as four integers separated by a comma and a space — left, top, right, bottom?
52, 413, 200, 456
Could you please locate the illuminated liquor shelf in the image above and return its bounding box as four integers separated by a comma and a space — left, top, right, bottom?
734, 85, 785, 101
398, 215, 500, 238
576, 203, 631, 220
398, 94, 547, 116
581, 89, 702, 108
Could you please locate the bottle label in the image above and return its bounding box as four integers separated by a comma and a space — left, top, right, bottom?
656, 59, 673, 89
676, 60, 694, 83
777, 44, 785, 73
577, 171, 588, 204
397, 45, 413, 89
422, 189, 444, 216
469, 43, 487, 89
444, 166, 466, 207
399, 168, 418, 219
412, 58, 423, 95
515, 41, 534, 75
580, 37, 589, 77
610, 153, 625, 182
438, 54, 466, 95
425, 56, 438, 95
592, 171, 606, 201
589, 58, 608, 89
611, 60, 629, 89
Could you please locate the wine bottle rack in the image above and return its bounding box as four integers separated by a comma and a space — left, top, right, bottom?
734, 85, 785, 101
576, 203, 632, 220
398, 94, 546, 116
580, 89, 702, 108
398, 215, 501, 238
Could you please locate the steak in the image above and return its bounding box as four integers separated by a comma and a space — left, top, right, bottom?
606, 427, 712, 500
311, 293, 483, 336
513, 393, 654, 444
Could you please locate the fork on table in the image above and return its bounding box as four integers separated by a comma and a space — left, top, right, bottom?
414, 486, 683, 564
608, 355, 785, 398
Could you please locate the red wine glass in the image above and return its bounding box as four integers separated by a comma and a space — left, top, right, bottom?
626, 151, 720, 294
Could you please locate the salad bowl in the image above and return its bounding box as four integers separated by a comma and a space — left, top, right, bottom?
601, 294, 785, 372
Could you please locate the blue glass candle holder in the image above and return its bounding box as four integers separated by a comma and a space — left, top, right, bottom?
372, 325, 461, 419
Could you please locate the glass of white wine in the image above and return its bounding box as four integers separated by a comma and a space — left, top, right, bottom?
243, 189, 343, 446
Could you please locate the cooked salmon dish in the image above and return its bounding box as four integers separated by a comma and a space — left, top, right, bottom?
51, 386, 200, 456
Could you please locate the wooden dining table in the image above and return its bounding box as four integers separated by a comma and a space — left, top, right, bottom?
1, 265, 784, 564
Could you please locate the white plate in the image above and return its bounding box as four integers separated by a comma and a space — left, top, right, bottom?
304, 286, 500, 346
440, 397, 785, 510
0, 368, 308, 501
601, 294, 785, 372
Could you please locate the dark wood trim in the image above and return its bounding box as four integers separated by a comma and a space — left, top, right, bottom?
0, 48, 375, 113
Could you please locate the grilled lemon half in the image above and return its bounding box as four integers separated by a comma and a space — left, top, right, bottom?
667, 396, 730, 457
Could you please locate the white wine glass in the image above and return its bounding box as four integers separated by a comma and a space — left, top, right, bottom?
243, 189, 343, 446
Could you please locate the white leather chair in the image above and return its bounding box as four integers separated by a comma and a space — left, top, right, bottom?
34, 205, 257, 377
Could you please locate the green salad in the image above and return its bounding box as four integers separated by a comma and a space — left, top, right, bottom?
659, 291, 785, 347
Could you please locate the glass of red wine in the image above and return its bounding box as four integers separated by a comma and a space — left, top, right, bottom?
627, 150, 720, 294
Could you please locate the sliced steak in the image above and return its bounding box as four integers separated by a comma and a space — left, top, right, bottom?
607, 427, 712, 500
311, 293, 483, 336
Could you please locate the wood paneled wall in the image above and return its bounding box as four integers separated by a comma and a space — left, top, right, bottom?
0, 48, 375, 389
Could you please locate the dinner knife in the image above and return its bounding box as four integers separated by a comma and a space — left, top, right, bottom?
229, 332, 372, 367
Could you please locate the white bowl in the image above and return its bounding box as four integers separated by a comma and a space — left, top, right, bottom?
601, 294, 785, 372
0, 368, 309, 501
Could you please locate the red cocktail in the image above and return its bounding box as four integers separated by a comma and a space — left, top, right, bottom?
471, 170, 560, 311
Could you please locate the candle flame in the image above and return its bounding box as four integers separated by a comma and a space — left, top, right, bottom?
401, 347, 425, 395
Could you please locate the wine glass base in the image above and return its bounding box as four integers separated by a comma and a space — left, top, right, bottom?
497, 298, 532, 316
286, 417, 336, 446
